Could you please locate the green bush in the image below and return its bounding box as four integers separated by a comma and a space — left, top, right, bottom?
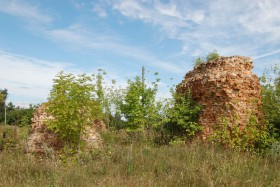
193, 57, 205, 68
163, 87, 202, 141
6, 106, 35, 126
46, 72, 102, 149
209, 116, 277, 154
0, 126, 19, 150
120, 71, 161, 131
206, 49, 219, 61
260, 64, 280, 132
193, 50, 219, 68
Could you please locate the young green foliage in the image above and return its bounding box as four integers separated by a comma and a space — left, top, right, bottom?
92, 69, 111, 126
209, 115, 275, 154
193, 49, 220, 68
104, 79, 125, 130
121, 76, 149, 131
193, 57, 205, 68
0, 93, 4, 104
46, 72, 101, 148
260, 64, 280, 132
5, 103, 36, 126
120, 68, 160, 131
164, 87, 202, 140
0, 89, 8, 123
206, 49, 219, 61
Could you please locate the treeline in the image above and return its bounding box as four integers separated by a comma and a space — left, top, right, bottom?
0, 89, 36, 127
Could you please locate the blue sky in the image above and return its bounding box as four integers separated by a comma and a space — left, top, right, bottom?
0, 0, 280, 106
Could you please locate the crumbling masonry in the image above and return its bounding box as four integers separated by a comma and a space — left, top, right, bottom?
179, 56, 262, 139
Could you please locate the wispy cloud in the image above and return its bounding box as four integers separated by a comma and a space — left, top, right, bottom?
0, 51, 77, 104
253, 49, 280, 60
110, 0, 280, 59
44, 23, 184, 74
92, 4, 107, 17
1, 0, 279, 93
0, 0, 53, 24
0, 0, 183, 74
112, 0, 204, 37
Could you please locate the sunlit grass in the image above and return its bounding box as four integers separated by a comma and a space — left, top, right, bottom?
0, 128, 279, 187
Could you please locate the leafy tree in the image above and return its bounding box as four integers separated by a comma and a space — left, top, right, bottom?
91, 69, 126, 129
94, 69, 106, 107
0, 89, 8, 123
260, 64, 280, 132
6, 104, 35, 126
164, 87, 202, 140
120, 68, 160, 131
0, 93, 4, 103
6, 102, 15, 111
104, 79, 125, 130
93, 69, 112, 126
46, 72, 102, 148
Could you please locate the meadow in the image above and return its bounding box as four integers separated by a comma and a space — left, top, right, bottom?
0, 126, 279, 187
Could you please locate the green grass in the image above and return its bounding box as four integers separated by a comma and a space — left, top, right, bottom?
0, 127, 279, 187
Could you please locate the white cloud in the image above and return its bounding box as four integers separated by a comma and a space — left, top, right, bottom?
92, 4, 107, 17
253, 49, 280, 60
0, 51, 77, 104
1, 0, 279, 96
110, 0, 280, 60
111, 0, 204, 36
0, 0, 53, 24
0, 0, 185, 77
238, 1, 280, 39
43, 23, 185, 74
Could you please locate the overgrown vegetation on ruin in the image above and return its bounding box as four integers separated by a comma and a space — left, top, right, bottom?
1, 62, 280, 153
1, 55, 280, 186
193, 50, 220, 68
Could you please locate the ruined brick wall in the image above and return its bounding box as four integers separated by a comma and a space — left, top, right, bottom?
179, 56, 262, 139
27, 104, 105, 154
26, 104, 62, 154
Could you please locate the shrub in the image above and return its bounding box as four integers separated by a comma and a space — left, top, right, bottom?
120, 70, 161, 131
193, 49, 219, 68
206, 49, 219, 61
260, 64, 280, 132
193, 57, 205, 68
209, 116, 277, 154
164, 87, 202, 141
46, 72, 102, 149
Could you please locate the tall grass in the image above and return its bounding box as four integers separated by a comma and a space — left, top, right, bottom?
0, 127, 279, 186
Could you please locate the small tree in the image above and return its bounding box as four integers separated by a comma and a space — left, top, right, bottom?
0, 93, 3, 104
260, 64, 280, 132
6, 103, 35, 126
164, 87, 202, 140
46, 72, 101, 148
0, 89, 8, 123
120, 68, 160, 131
104, 79, 126, 130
